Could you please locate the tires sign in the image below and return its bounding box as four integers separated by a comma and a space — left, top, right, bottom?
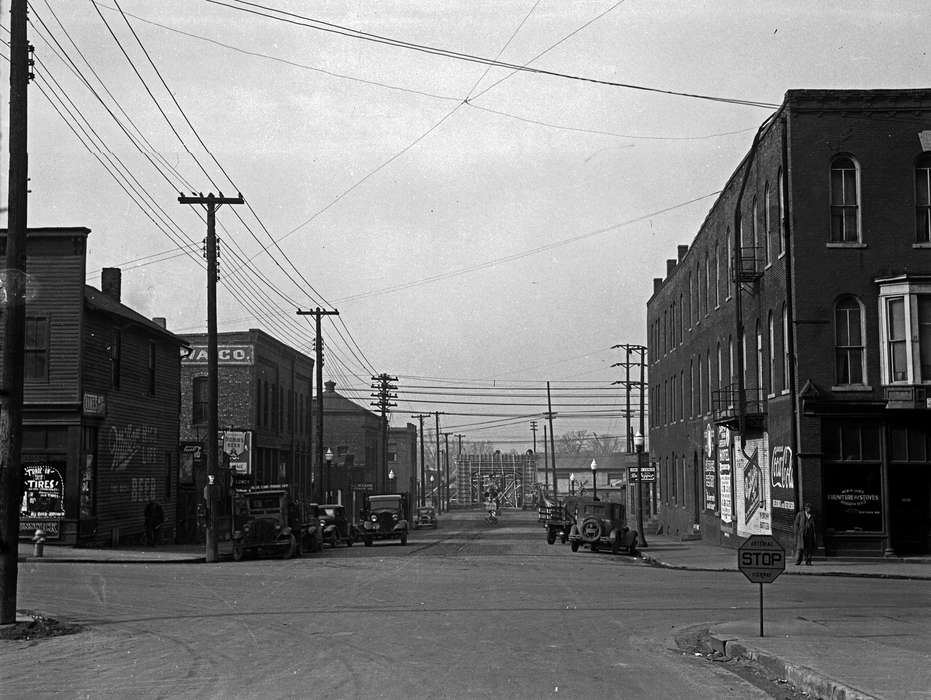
737, 534, 785, 584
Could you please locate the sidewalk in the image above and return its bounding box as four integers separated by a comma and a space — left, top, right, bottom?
18, 541, 215, 564
642, 535, 931, 699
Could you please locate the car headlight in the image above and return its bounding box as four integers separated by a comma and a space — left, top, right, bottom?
392, 513, 398, 521
371, 514, 378, 522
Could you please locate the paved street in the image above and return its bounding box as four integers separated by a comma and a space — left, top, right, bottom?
3, 511, 929, 699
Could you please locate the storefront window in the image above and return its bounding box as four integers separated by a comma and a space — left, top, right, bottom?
824, 464, 883, 532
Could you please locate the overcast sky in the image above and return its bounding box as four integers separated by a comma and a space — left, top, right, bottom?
3, 1, 929, 449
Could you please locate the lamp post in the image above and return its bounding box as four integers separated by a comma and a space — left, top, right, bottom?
590, 459, 598, 501
324, 448, 333, 503
429, 474, 435, 507
388, 469, 396, 488
569, 473, 575, 496
633, 432, 648, 548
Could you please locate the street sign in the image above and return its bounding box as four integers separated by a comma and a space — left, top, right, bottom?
630, 465, 657, 482
738, 534, 786, 583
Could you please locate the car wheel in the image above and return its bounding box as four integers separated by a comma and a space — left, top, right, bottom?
570, 540, 580, 552
329, 533, 339, 548
546, 530, 557, 545
311, 535, 322, 553
400, 531, 408, 545
591, 542, 599, 553
561, 532, 568, 544
612, 535, 620, 555
346, 535, 353, 547
232, 542, 244, 561
364, 537, 373, 547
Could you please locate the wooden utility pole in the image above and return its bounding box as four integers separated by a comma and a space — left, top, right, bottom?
296, 307, 338, 502
179, 193, 244, 563
434, 412, 442, 509
0, 0, 31, 624
547, 381, 557, 499
442, 433, 451, 513
412, 414, 429, 505
369, 373, 397, 493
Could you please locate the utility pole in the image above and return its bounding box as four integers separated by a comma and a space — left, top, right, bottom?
547, 381, 558, 499
370, 373, 397, 493
529, 420, 537, 455
442, 433, 451, 513
296, 307, 339, 502
434, 412, 442, 510
542, 423, 549, 497
179, 192, 244, 564
614, 344, 648, 543
412, 414, 429, 506
1, 0, 32, 624
455, 434, 464, 457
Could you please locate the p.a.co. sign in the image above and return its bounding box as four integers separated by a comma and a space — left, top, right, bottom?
183, 344, 254, 365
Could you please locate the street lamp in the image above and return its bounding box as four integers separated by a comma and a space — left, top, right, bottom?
633, 432, 648, 548
590, 459, 598, 501
429, 474, 435, 507
324, 448, 334, 503
569, 472, 575, 496
388, 469, 396, 489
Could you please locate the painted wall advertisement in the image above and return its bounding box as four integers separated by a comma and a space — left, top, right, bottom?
770, 445, 796, 513
734, 434, 771, 536
717, 426, 733, 525
703, 424, 717, 512
20, 463, 66, 538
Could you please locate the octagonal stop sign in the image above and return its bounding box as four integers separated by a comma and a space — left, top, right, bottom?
738, 534, 786, 583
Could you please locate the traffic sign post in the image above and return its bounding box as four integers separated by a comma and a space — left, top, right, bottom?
737, 535, 786, 637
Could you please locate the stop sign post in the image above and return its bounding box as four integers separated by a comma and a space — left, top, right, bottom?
737, 535, 786, 637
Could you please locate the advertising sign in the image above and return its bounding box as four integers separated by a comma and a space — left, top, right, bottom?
770, 445, 796, 512
718, 426, 733, 525
735, 435, 771, 536
20, 463, 65, 538
703, 424, 717, 512
220, 430, 252, 475
184, 344, 254, 365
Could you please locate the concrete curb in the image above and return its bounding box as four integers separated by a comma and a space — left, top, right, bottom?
19, 555, 206, 565
709, 635, 879, 700
639, 552, 931, 580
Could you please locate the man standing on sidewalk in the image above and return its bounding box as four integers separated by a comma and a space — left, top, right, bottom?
794, 503, 816, 565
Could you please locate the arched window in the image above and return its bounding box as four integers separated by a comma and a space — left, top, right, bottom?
763, 183, 772, 265
713, 243, 720, 308
834, 296, 865, 385
782, 303, 790, 391
756, 321, 764, 402
830, 156, 860, 243
916, 153, 931, 243
777, 168, 786, 255
768, 311, 776, 395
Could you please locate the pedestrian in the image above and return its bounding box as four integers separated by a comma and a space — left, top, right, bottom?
144, 500, 164, 546
793, 502, 816, 565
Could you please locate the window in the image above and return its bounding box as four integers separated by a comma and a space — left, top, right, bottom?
830, 156, 860, 243
782, 303, 790, 391
768, 311, 776, 394
763, 183, 772, 266
713, 244, 719, 308
777, 168, 786, 255
834, 296, 865, 386
878, 277, 931, 384
110, 328, 121, 389
192, 376, 208, 425
756, 321, 764, 401
917, 153, 931, 243
726, 232, 733, 299
24, 316, 49, 380
752, 197, 760, 254
147, 342, 156, 396
704, 252, 711, 316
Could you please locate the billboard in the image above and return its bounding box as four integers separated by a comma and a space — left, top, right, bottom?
734, 434, 771, 536
220, 430, 252, 475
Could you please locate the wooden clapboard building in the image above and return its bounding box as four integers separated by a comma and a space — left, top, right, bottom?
2, 227, 185, 546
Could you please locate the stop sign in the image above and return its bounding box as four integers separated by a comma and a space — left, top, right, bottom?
738, 534, 786, 583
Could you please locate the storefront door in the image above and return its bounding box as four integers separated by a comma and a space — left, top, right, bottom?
890, 464, 931, 555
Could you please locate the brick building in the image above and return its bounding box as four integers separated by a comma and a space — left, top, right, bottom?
648, 89, 931, 557
178, 329, 313, 542
3, 227, 185, 546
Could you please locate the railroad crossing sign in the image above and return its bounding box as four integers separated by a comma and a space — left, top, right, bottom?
738, 534, 786, 583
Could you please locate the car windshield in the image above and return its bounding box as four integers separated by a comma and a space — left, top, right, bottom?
418, 508, 434, 516
247, 494, 282, 510
370, 497, 402, 510
323, 507, 338, 518
581, 504, 605, 516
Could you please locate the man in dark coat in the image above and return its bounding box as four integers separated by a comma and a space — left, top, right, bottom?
793, 503, 816, 565
144, 500, 165, 546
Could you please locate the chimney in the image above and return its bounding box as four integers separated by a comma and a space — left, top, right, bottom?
101, 267, 121, 302
152, 317, 167, 329
653, 277, 663, 294
666, 259, 677, 278
677, 244, 689, 262
324, 380, 336, 393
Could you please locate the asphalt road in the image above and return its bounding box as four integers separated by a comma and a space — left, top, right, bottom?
3, 510, 928, 699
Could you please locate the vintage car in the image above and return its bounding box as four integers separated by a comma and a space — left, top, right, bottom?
319, 503, 355, 547
539, 497, 576, 545
296, 502, 324, 553
413, 506, 438, 529
567, 498, 639, 555
360, 493, 409, 546
232, 488, 301, 561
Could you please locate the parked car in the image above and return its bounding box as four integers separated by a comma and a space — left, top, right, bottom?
360, 493, 409, 546
319, 503, 355, 547
567, 498, 639, 555
539, 497, 576, 545
232, 487, 301, 560
295, 501, 324, 553
413, 506, 438, 529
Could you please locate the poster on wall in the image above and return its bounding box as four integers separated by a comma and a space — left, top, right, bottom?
734, 434, 771, 536
770, 445, 796, 513
220, 430, 252, 475
20, 463, 66, 539
703, 424, 717, 511
718, 426, 733, 525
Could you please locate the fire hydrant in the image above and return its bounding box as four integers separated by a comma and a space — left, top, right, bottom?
32, 529, 46, 558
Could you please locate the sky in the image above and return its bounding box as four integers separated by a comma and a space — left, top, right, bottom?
2, 1, 929, 451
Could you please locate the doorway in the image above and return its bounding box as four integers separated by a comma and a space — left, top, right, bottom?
890, 465, 931, 555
